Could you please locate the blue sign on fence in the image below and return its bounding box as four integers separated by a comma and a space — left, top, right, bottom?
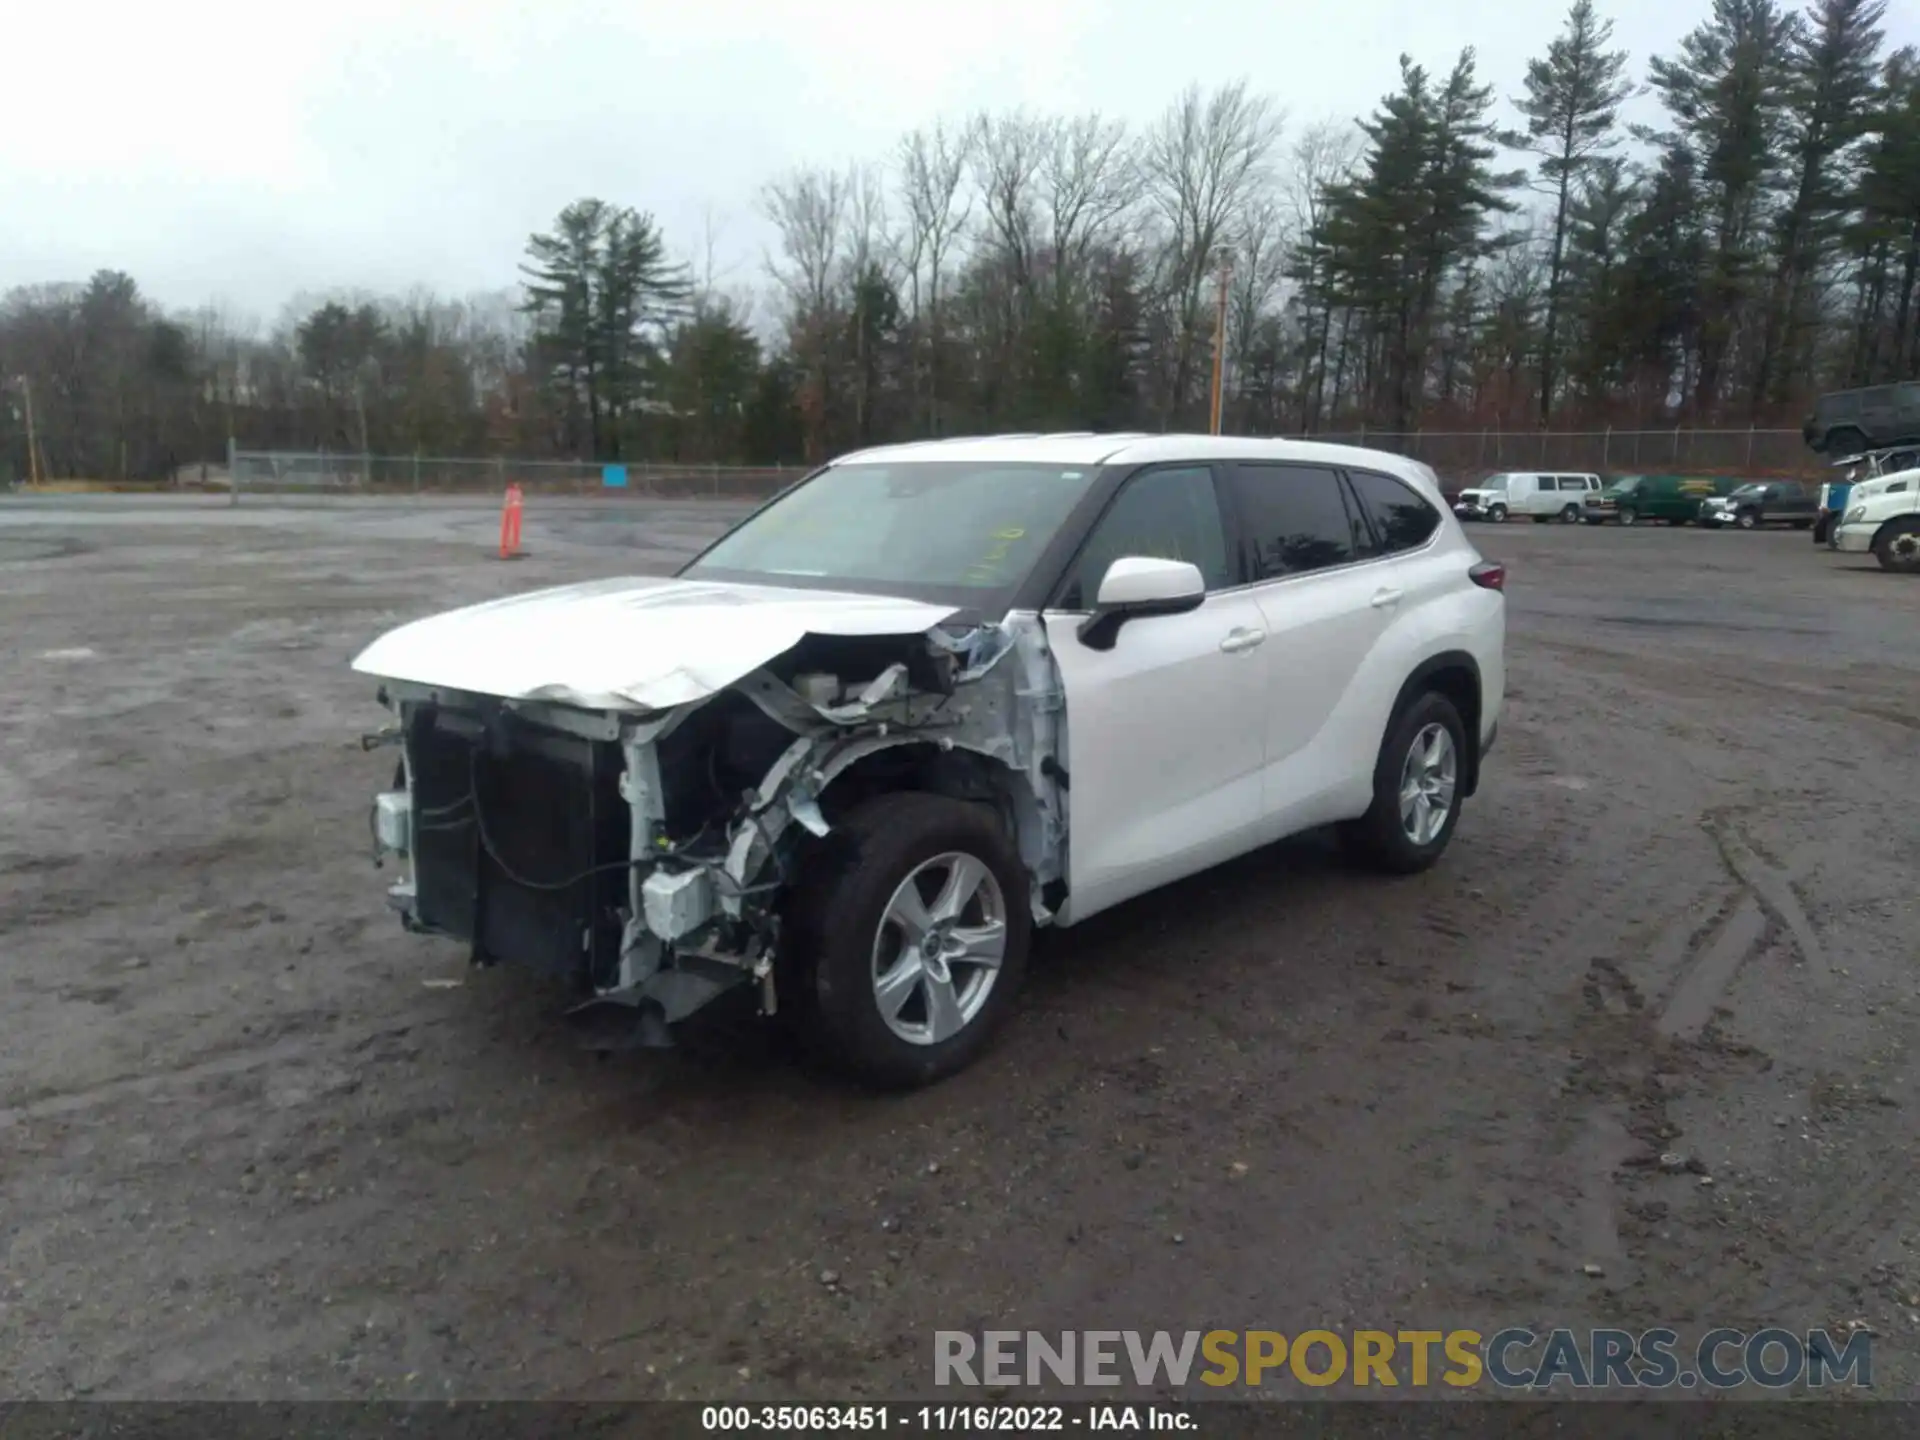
602, 464, 628, 489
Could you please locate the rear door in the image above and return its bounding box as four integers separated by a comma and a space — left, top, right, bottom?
1224, 462, 1402, 834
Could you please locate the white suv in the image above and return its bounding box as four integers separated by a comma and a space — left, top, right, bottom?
351, 434, 1507, 1087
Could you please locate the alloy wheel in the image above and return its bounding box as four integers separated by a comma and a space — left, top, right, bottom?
871, 852, 1007, 1045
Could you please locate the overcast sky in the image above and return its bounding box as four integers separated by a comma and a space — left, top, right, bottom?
6, 0, 1904, 325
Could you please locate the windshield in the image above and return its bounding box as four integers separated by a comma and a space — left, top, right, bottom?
1609, 477, 1644, 493
1730, 483, 1767, 500
683, 460, 1098, 603
1477, 474, 1511, 491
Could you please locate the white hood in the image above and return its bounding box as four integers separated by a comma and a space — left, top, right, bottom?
351, 575, 960, 712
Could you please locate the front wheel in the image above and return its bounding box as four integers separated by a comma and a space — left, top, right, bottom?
1618, 506, 1638, 527
1812, 516, 1831, 544
1875, 519, 1920, 574
1340, 691, 1468, 875
780, 792, 1031, 1088
1736, 510, 1758, 530
1488, 503, 1509, 523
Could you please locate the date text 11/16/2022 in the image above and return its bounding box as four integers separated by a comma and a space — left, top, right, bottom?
701, 1405, 1193, 1431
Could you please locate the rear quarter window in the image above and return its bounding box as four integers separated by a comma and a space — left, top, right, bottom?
1346, 469, 1441, 554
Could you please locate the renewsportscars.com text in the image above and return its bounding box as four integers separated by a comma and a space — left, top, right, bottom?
933, 1328, 1872, 1391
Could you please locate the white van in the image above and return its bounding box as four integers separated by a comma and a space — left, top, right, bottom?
1453, 472, 1602, 523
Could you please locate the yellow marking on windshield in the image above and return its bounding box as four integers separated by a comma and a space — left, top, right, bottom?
963, 526, 1030, 583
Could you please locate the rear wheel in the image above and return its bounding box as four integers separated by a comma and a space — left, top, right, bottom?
1340, 692, 1468, 875
1560, 504, 1582, 523
1874, 518, 1920, 574
780, 792, 1030, 1088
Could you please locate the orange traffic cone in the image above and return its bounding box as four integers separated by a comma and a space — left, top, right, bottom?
499, 483, 524, 559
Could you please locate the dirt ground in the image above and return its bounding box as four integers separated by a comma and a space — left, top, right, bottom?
3, 495, 1918, 1401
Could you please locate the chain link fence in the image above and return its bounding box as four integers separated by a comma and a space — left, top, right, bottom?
1303, 427, 1817, 480
214, 429, 1820, 506
224, 450, 808, 502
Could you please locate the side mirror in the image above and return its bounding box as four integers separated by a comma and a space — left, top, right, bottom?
1076, 556, 1206, 651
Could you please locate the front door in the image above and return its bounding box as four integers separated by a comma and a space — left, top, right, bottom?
1045, 464, 1267, 923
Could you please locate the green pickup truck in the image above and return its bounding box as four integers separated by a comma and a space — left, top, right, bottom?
1582, 474, 1738, 526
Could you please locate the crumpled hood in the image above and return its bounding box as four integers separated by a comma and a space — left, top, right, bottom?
351, 575, 960, 712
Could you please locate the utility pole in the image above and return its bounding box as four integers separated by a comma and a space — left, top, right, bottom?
18, 375, 42, 487
1208, 253, 1233, 436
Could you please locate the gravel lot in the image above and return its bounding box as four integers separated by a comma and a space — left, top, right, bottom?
3, 495, 1918, 1400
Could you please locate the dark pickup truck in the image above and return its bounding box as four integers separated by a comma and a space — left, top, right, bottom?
1698, 480, 1818, 530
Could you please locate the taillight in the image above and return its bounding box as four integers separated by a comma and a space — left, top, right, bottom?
1469, 561, 1506, 591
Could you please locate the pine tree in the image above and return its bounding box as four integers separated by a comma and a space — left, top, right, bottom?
1645, 0, 1800, 415
1751, 0, 1886, 410
1505, 0, 1636, 423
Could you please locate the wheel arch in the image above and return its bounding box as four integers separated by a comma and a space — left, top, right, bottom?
812, 740, 1053, 906
1382, 651, 1485, 797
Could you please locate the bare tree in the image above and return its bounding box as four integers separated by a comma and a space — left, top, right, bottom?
1141, 81, 1286, 424
841, 162, 892, 289
760, 166, 850, 458
971, 111, 1049, 292
760, 166, 849, 317
1228, 194, 1292, 402
897, 121, 975, 430
1281, 118, 1363, 427
1039, 113, 1136, 304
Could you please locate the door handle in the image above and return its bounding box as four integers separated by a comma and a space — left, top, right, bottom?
1219, 627, 1266, 654
1369, 587, 1404, 609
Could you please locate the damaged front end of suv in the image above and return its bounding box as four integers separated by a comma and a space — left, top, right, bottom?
357, 581, 1067, 1062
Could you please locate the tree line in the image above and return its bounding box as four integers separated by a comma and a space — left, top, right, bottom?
2, 0, 1915, 481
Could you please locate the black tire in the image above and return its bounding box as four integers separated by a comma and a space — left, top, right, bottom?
1736, 510, 1757, 529
1560, 504, 1581, 523
1812, 516, 1831, 544
779, 792, 1030, 1088
1827, 426, 1869, 456
1618, 506, 1638, 526
1487, 503, 1509, 523
1874, 518, 1920, 574
1339, 691, 1469, 875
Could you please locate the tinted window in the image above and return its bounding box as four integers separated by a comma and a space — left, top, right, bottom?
1231, 464, 1364, 579
1348, 469, 1441, 553
1823, 393, 1861, 418
1060, 466, 1230, 609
